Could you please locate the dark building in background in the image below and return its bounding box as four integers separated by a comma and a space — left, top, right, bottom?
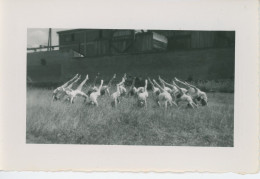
57, 29, 168, 56
57, 29, 235, 57
151, 30, 235, 50
27, 29, 235, 85
57, 29, 112, 56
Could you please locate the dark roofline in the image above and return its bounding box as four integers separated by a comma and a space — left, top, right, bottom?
56, 29, 99, 34
56, 29, 142, 34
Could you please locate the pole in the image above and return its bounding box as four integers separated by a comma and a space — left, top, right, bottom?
47, 28, 52, 51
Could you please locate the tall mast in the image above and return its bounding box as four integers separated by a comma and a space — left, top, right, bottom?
47, 28, 52, 51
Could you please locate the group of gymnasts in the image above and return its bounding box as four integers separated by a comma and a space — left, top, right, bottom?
52, 73, 208, 109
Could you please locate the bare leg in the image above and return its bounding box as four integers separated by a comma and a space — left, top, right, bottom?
94, 100, 98, 107
76, 75, 88, 91
83, 96, 88, 103
70, 97, 74, 104
61, 74, 78, 88
106, 88, 110, 96
114, 98, 117, 108
157, 100, 161, 107
52, 94, 58, 101
168, 101, 173, 107
67, 76, 81, 89
176, 100, 183, 109
169, 100, 177, 107
178, 104, 183, 110
192, 102, 198, 108
172, 101, 178, 107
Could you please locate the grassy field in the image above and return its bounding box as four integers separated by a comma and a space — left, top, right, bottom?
26, 88, 234, 147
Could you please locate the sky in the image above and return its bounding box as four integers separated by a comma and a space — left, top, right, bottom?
27, 28, 70, 48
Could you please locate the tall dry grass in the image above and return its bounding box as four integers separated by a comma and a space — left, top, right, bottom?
26, 88, 234, 146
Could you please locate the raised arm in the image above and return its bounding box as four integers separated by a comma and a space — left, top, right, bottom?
158, 76, 166, 89
175, 77, 190, 88
153, 79, 164, 92
185, 81, 196, 88
185, 82, 198, 92
118, 78, 126, 86
172, 80, 184, 95
123, 73, 127, 80
98, 80, 104, 92
159, 78, 175, 89
108, 74, 116, 87
148, 77, 155, 89
144, 79, 148, 91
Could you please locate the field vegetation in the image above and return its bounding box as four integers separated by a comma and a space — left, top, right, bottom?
26, 85, 234, 146
185, 79, 234, 93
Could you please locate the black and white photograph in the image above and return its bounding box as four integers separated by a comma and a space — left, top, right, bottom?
26, 28, 235, 146
1, 0, 259, 175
